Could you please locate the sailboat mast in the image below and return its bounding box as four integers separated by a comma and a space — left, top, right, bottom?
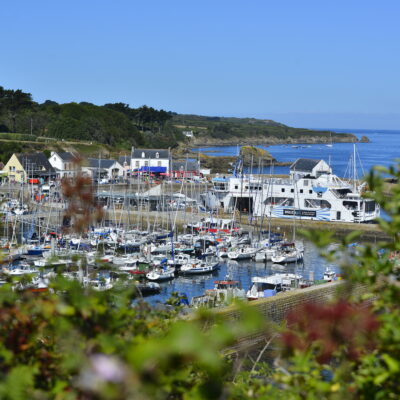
353, 144, 357, 192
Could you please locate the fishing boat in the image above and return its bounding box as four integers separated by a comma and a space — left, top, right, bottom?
323, 266, 337, 281
246, 273, 309, 300
191, 279, 246, 308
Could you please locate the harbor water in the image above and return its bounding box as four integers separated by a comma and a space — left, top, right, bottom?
145, 241, 339, 305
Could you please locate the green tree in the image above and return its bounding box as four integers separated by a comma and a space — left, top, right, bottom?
0, 87, 34, 132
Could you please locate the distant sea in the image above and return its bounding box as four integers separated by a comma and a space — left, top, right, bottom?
192, 129, 400, 178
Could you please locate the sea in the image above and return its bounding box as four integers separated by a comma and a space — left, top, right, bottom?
192, 129, 400, 177
147, 129, 399, 305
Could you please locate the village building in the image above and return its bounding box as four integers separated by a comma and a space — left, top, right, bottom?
3, 153, 56, 183
82, 158, 124, 181
289, 158, 332, 179
48, 151, 80, 179
171, 160, 200, 178
182, 130, 194, 138
130, 148, 170, 175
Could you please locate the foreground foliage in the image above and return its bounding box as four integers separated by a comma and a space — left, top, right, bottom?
0, 164, 400, 399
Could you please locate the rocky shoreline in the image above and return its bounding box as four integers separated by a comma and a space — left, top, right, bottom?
191, 134, 369, 147
173, 134, 370, 173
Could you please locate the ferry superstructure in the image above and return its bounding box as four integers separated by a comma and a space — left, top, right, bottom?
205, 158, 379, 223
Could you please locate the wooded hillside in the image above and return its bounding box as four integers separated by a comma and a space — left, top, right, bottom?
0, 86, 359, 151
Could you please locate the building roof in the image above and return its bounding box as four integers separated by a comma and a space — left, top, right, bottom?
172, 160, 199, 171
118, 155, 131, 165
132, 149, 169, 159
290, 158, 321, 172
87, 158, 119, 169
16, 153, 55, 174
56, 152, 79, 162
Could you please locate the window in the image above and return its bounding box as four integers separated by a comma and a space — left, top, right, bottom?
281, 188, 285, 193
300, 189, 303, 193
145, 161, 149, 166
156, 152, 159, 159
291, 189, 294, 193
141, 152, 145, 158
135, 161, 139, 167
304, 180, 308, 186
158, 161, 162, 167
309, 190, 312, 194
234, 185, 238, 189
245, 186, 248, 190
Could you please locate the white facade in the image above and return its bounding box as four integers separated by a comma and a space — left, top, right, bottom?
84, 159, 125, 181
290, 159, 331, 180
105, 161, 124, 179
130, 148, 170, 173
49, 152, 78, 179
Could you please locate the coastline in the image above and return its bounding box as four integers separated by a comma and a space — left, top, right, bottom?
189, 134, 369, 147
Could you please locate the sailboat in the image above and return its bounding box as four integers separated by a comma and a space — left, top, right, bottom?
326, 132, 333, 147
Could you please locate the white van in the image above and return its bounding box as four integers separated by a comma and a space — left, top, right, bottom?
41, 185, 50, 193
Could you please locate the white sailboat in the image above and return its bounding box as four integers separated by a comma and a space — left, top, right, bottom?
146, 266, 175, 281
326, 132, 333, 147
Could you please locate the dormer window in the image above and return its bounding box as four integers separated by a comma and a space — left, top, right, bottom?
156, 152, 159, 159
141, 152, 145, 158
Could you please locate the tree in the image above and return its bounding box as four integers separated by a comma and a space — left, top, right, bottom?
0, 88, 34, 132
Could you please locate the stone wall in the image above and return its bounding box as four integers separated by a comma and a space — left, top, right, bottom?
214, 281, 369, 352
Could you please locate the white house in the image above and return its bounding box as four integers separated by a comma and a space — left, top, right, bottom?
49, 151, 79, 179
182, 130, 194, 138
130, 148, 170, 174
83, 158, 124, 181
289, 159, 332, 180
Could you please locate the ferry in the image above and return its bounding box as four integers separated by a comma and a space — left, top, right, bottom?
204, 157, 380, 223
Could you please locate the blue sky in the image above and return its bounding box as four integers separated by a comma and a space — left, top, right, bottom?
1, 0, 400, 129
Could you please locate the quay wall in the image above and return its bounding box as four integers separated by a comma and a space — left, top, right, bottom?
211, 281, 369, 353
